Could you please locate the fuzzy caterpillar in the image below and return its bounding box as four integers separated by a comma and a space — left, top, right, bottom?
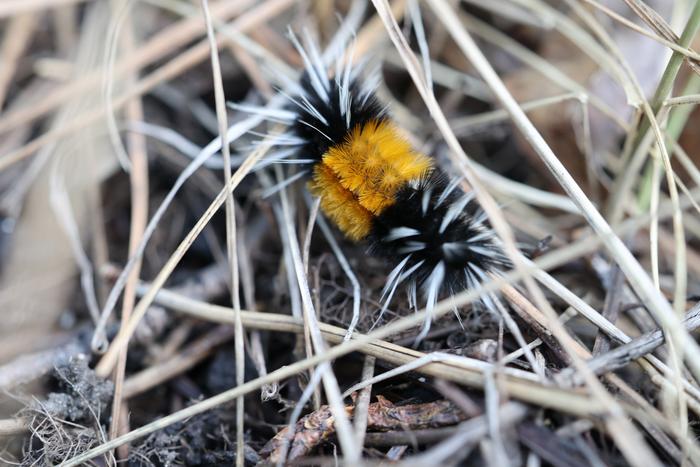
238, 32, 510, 340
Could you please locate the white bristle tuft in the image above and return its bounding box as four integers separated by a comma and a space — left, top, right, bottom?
339, 41, 355, 128
467, 244, 501, 259
322, 0, 367, 64
385, 226, 420, 242
360, 66, 382, 107
470, 264, 500, 313
466, 229, 493, 243
227, 102, 296, 122
398, 241, 426, 254
435, 176, 462, 207
253, 158, 314, 172
372, 255, 412, 330
298, 94, 329, 125
421, 186, 433, 215
448, 286, 465, 329
269, 66, 307, 96
251, 131, 306, 147
277, 88, 328, 126
375, 257, 424, 329
407, 178, 421, 190
414, 261, 445, 345
407, 279, 418, 312
399, 259, 425, 284
298, 120, 333, 142
288, 28, 329, 103
380, 255, 411, 301
472, 209, 488, 226
439, 192, 475, 234
303, 29, 330, 93
464, 266, 478, 291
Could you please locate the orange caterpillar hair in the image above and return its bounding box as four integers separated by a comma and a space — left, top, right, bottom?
309, 120, 432, 240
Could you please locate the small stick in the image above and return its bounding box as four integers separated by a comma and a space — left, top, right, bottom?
592, 259, 625, 355
563, 305, 700, 383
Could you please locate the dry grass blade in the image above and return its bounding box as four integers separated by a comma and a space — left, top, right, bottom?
620, 0, 700, 77
277, 170, 360, 461
0, 0, 88, 17
200, 0, 245, 464
375, 0, 690, 464
570, 305, 700, 381
105, 2, 149, 459
0, 0, 292, 172
0, 13, 38, 110
94, 141, 269, 377
582, 0, 700, 63
0, 0, 255, 135
434, 0, 700, 383
89, 191, 700, 465
7, 1, 700, 464
61, 284, 603, 467
72, 105, 700, 465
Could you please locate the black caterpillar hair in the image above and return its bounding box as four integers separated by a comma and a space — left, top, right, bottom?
235, 30, 510, 342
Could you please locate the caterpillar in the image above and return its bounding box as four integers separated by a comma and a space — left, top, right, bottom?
238, 32, 510, 340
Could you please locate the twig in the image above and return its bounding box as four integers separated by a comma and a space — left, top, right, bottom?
592, 259, 625, 355
0, 340, 87, 391
261, 397, 468, 462
562, 305, 700, 383
407, 403, 527, 464
362, 425, 460, 446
